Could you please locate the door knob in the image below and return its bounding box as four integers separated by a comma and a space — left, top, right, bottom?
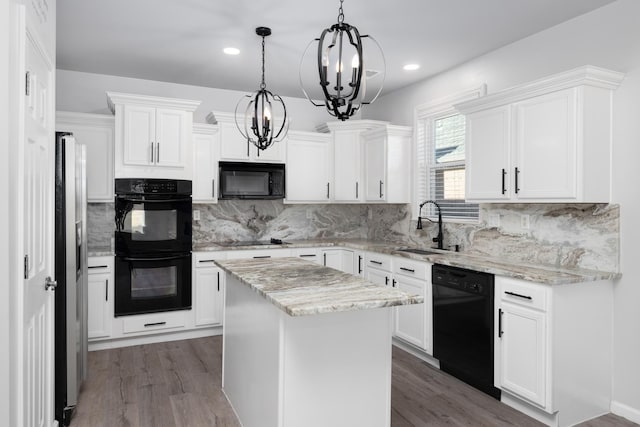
45, 276, 57, 291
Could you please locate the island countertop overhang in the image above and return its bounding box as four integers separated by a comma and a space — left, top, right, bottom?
215, 257, 424, 317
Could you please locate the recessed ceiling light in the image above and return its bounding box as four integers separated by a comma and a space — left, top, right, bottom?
224, 47, 240, 55
403, 64, 420, 71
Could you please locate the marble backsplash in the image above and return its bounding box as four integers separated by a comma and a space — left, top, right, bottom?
88, 200, 619, 272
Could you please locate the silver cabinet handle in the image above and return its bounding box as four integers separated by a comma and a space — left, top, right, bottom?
150, 142, 154, 163
327, 182, 330, 199
105, 279, 108, 301
156, 142, 160, 163
355, 181, 359, 199
212, 179, 215, 198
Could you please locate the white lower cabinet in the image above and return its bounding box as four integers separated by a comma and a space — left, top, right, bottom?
392, 258, 431, 353
193, 267, 224, 327
500, 300, 547, 407
495, 276, 613, 426
290, 247, 321, 264
87, 257, 114, 340
193, 252, 227, 328
122, 311, 187, 334
321, 248, 355, 274
363, 253, 431, 352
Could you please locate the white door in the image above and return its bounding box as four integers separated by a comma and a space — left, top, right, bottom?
194, 267, 224, 327
285, 134, 331, 202
23, 29, 55, 427
500, 302, 547, 407
363, 134, 386, 201
123, 104, 155, 166
514, 89, 577, 200
155, 108, 186, 168
393, 275, 427, 349
465, 106, 511, 201
333, 130, 361, 202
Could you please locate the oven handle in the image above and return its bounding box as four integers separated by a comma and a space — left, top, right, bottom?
122, 255, 190, 262
116, 196, 192, 203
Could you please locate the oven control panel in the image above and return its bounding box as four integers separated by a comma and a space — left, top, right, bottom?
115, 178, 192, 195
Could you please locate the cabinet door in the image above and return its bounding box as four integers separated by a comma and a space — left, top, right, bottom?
219, 121, 251, 161
365, 267, 390, 287
321, 249, 355, 274
192, 126, 218, 202
194, 267, 224, 327
286, 135, 331, 202
254, 138, 285, 163
500, 302, 547, 407
514, 89, 577, 200
333, 131, 361, 202
363, 134, 386, 201
123, 104, 155, 166
465, 106, 511, 201
56, 113, 115, 202
87, 271, 111, 339
393, 275, 427, 350
155, 108, 188, 168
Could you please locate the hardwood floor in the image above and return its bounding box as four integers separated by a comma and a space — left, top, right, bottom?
71, 336, 638, 427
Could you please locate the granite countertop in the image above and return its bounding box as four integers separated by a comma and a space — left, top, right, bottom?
215, 257, 424, 317
195, 238, 620, 285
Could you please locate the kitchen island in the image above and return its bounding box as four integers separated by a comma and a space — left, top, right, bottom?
215, 257, 424, 427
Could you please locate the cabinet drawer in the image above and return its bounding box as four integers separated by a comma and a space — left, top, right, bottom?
364, 253, 391, 271
393, 258, 429, 280
194, 251, 226, 267
122, 311, 186, 334
226, 249, 291, 259
88, 256, 113, 272
499, 277, 548, 311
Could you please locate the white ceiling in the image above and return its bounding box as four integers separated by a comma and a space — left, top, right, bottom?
56, 0, 616, 99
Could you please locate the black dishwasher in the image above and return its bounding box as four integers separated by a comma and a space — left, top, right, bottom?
432, 264, 500, 399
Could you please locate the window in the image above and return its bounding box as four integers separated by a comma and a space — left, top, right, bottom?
415, 87, 485, 221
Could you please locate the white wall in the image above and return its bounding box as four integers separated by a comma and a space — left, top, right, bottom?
56, 69, 332, 131
366, 0, 640, 420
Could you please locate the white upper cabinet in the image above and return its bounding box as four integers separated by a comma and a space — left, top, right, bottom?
319, 120, 387, 203
210, 111, 285, 163
285, 131, 332, 202
361, 125, 412, 203
56, 112, 115, 202
107, 92, 200, 179
464, 106, 511, 201
457, 66, 624, 203
192, 123, 219, 203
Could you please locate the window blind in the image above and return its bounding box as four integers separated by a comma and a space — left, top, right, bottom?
416, 106, 479, 221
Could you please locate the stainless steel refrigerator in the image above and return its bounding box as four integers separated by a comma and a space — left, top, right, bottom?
54, 132, 88, 426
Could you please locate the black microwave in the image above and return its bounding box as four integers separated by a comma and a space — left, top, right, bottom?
219, 162, 285, 199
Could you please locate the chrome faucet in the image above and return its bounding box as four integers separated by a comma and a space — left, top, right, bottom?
417, 200, 444, 250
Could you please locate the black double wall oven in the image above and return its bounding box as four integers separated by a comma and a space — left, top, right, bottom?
114, 179, 192, 316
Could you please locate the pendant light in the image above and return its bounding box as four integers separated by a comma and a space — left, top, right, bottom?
300, 0, 385, 121
235, 27, 288, 151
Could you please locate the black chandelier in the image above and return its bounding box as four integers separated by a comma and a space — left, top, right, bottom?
300, 0, 385, 121
235, 27, 288, 151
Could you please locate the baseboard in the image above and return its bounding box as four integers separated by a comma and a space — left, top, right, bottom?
611, 401, 640, 424
391, 337, 439, 369
501, 392, 557, 426
88, 326, 222, 351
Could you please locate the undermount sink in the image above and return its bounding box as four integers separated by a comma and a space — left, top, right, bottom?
397, 248, 442, 256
